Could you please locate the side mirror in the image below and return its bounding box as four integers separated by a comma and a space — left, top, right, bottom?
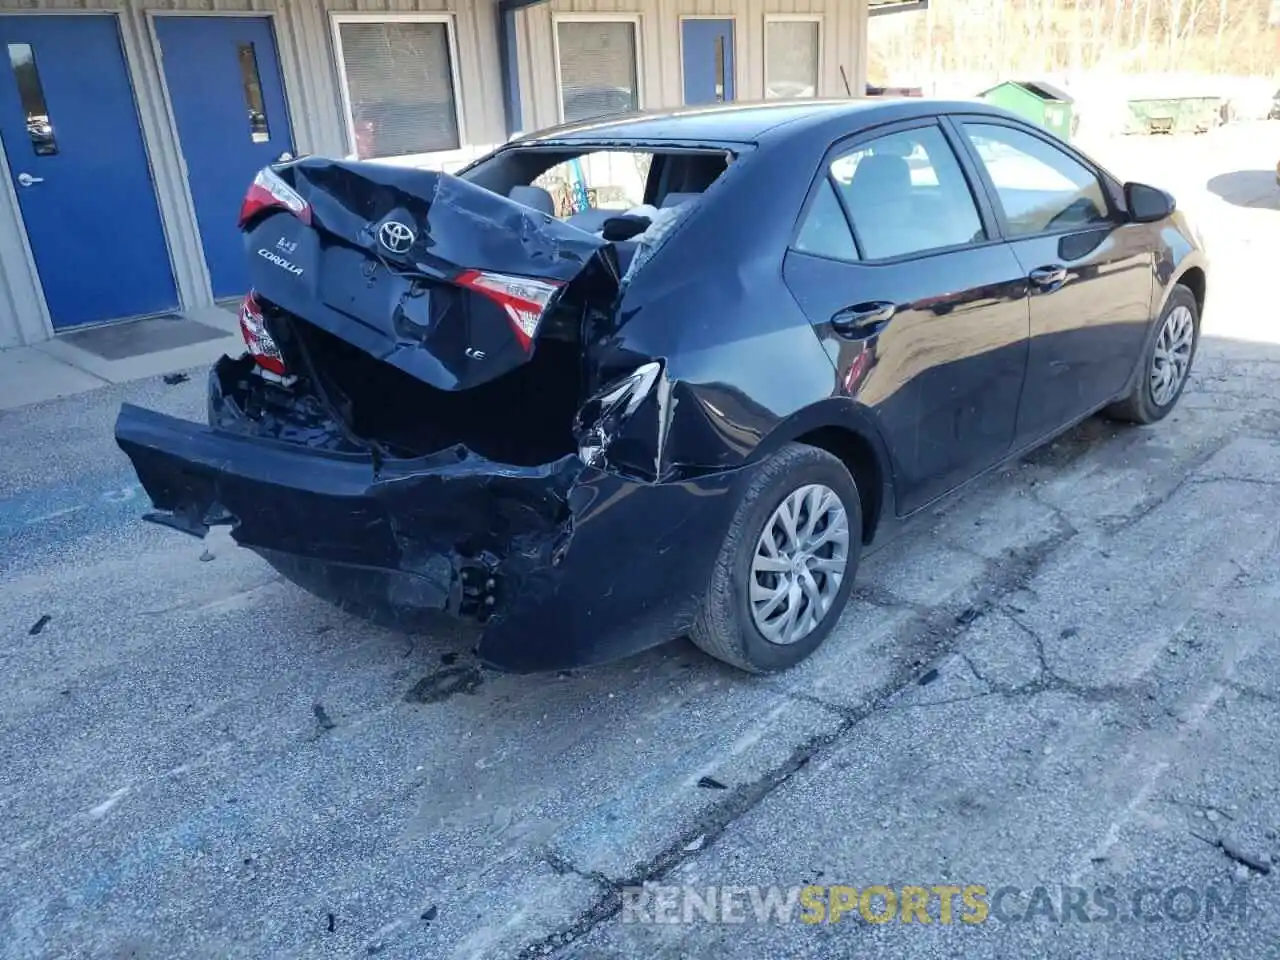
1124, 182, 1175, 223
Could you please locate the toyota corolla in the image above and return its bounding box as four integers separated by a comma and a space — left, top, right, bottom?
115, 99, 1207, 673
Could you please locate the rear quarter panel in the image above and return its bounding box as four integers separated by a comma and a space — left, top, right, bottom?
598, 131, 853, 475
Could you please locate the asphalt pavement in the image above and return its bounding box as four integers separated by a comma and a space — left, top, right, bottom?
3, 122, 1279, 960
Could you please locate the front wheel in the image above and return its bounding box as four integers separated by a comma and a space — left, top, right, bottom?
1105, 284, 1199, 425
691, 443, 862, 673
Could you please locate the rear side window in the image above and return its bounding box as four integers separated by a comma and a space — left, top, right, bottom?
794, 179, 858, 260
960, 122, 1110, 236
828, 126, 985, 260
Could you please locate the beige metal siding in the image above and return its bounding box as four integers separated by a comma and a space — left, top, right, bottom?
516, 0, 867, 134
0, 0, 505, 345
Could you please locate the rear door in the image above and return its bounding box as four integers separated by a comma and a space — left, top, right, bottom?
680, 18, 734, 105
782, 119, 1030, 515
949, 117, 1153, 446
155, 15, 294, 300
0, 14, 177, 327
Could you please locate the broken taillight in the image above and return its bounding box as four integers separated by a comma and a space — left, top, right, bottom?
455, 270, 563, 350
238, 167, 311, 230
238, 291, 287, 376
574, 362, 663, 469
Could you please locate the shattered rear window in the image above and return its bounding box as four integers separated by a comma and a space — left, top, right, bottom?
533, 151, 654, 218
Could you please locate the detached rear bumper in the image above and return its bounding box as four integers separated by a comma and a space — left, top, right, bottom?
114, 367, 743, 672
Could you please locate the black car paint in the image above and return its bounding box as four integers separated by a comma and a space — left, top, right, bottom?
250, 162, 621, 393
114, 99, 1207, 672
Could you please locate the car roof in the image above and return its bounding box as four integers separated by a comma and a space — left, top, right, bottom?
511, 98, 1012, 147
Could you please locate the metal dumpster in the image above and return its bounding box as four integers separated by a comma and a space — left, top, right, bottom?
1124, 97, 1225, 135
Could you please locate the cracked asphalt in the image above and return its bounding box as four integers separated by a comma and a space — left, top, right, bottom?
3, 122, 1279, 960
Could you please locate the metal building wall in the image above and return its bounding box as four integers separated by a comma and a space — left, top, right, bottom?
514, 0, 869, 134
0, 0, 507, 347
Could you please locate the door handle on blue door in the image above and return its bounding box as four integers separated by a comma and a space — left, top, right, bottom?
1029, 265, 1068, 290
831, 301, 896, 339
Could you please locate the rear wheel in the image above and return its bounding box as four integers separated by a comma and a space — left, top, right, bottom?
691, 443, 861, 673
1105, 284, 1199, 425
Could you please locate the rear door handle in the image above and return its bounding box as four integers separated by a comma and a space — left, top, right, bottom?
831, 301, 896, 339
1029, 265, 1068, 290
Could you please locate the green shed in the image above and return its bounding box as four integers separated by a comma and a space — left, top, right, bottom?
978, 80, 1075, 141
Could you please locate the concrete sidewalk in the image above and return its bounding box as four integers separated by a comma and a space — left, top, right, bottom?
0, 306, 240, 412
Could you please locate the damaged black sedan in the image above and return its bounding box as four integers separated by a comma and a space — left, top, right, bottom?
115, 99, 1207, 673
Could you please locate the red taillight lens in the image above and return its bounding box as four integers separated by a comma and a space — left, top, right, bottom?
239, 291, 287, 376
238, 167, 311, 230
455, 269, 563, 350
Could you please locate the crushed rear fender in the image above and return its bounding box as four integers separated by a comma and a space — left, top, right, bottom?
113, 358, 749, 671
116, 359, 584, 619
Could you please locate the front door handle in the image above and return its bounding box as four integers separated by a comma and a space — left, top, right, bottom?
16, 172, 43, 187
831, 301, 896, 339
1029, 265, 1068, 290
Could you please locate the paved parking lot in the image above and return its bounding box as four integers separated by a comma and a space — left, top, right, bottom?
2, 122, 1279, 959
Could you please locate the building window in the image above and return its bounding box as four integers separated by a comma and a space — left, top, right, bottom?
555, 18, 640, 123
764, 17, 820, 100
237, 43, 272, 144
7, 43, 58, 156
332, 16, 461, 159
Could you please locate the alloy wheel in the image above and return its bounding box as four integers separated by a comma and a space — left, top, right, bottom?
749, 483, 850, 646
1149, 304, 1195, 407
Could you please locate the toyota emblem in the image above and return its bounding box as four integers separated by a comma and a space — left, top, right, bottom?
378, 220, 416, 254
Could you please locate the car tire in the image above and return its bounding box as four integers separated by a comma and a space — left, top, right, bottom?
691, 443, 862, 673
1105, 284, 1200, 425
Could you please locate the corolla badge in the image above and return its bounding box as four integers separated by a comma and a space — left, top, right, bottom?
379, 220, 416, 254
257, 248, 303, 275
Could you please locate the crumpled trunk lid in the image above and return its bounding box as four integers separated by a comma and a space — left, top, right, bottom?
246, 159, 620, 392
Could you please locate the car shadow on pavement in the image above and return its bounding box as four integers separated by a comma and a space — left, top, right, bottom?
1205, 170, 1279, 208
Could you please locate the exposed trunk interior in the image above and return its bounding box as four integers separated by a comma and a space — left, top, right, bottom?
282, 315, 584, 465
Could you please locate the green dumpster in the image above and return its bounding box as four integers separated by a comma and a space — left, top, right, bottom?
978, 80, 1075, 141
1123, 97, 1224, 135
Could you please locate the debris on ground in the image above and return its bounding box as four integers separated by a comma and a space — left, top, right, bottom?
162, 372, 190, 385
917, 668, 940, 686
956, 606, 982, 626
684, 834, 706, 852
1192, 825, 1273, 875
28, 614, 51, 636
313, 703, 336, 731
404, 665, 484, 704
697, 776, 728, 790
421, 905, 438, 923
1220, 832, 1273, 874
326, 912, 336, 933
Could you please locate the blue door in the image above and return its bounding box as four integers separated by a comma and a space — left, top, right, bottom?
0, 15, 177, 328
681, 19, 734, 106
154, 16, 294, 299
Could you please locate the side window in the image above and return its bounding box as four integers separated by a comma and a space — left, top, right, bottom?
961, 122, 1111, 236
829, 126, 984, 260
794, 178, 858, 261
